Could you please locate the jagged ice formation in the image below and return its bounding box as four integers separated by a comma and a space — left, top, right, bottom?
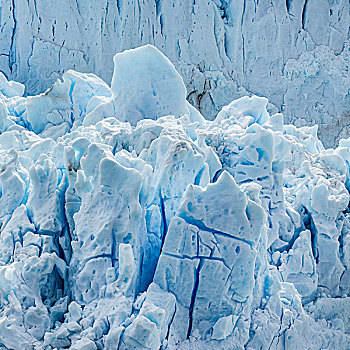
0, 0, 349, 147
0, 45, 350, 349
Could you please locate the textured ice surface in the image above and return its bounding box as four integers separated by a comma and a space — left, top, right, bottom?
0, 45, 350, 349
0, 0, 349, 147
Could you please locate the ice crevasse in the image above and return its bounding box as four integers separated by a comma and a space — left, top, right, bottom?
0, 45, 349, 349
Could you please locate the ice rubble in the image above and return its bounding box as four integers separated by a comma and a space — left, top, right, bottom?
1, 0, 349, 147
0, 45, 349, 349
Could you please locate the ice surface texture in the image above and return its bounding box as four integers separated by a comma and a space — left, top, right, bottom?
0, 0, 349, 147
0, 45, 350, 349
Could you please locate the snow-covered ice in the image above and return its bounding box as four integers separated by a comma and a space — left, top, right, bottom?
0, 45, 349, 349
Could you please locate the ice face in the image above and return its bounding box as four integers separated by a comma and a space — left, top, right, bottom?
0, 45, 349, 349
0, 0, 349, 147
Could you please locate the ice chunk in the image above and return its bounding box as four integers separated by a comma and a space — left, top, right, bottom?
0, 72, 25, 98
27, 154, 63, 234
215, 96, 269, 126
211, 315, 237, 340
71, 337, 97, 350
116, 243, 135, 291
177, 170, 265, 246
0, 150, 26, 218
153, 171, 266, 340
279, 230, 318, 298
111, 45, 189, 125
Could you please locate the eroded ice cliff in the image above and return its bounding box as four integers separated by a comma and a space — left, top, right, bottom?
0, 0, 349, 147
0, 45, 349, 349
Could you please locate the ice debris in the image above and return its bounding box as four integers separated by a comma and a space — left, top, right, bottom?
0, 45, 349, 349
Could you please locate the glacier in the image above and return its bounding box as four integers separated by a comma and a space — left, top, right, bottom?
0, 0, 349, 147
0, 44, 350, 349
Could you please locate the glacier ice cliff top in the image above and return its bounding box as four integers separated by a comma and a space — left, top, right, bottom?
0, 0, 349, 147
0, 45, 350, 349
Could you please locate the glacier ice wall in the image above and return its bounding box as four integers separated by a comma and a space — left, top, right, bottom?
0, 45, 350, 349
0, 0, 349, 147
